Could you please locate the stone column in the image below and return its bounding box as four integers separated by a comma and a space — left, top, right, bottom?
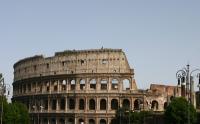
65, 97, 68, 112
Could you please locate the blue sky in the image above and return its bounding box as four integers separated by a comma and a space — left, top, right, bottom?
0, 0, 200, 93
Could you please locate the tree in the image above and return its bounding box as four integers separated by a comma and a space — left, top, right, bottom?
164, 97, 197, 124
114, 107, 153, 124
0, 98, 30, 124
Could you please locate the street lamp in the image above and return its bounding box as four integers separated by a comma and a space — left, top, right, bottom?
176, 64, 200, 105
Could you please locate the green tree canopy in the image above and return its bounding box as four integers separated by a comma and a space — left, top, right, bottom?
0, 97, 30, 124
164, 97, 197, 124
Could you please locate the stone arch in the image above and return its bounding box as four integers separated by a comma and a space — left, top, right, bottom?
80, 79, 86, 90
50, 118, 56, 124
89, 99, 95, 110
79, 119, 84, 124
111, 99, 118, 110
90, 79, 96, 90
134, 99, 143, 110
89, 119, 95, 124
69, 98, 75, 110
100, 79, 108, 90
164, 102, 168, 110
68, 118, 74, 124
61, 80, 66, 91
60, 98, 65, 110
42, 118, 48, 124
110, 119, 117, 124
111, 78, 118, 90
100, 119, 106, 124
122, 79, 130, 90
122, 99, 130, 109
100, 99, 107, 110
79, 99, 85, 110
70, 79, 76, 90
151, 100, 159, 110
59, 118, 65, 124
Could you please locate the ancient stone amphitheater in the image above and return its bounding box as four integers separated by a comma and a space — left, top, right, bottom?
12, 48, 176, 124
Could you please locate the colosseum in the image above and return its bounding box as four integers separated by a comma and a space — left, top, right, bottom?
12, 48, 179, 124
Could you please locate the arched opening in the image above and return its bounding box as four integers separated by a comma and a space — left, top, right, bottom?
110, 119, 117, 124
62, 80, 66, 91
59, 118, 65, 124
51, 99, 57, 110
111, 99, 118, 110
122, 79, 130, 90
89, 119, 95, 124
53, 81, 58, 91
123, 99, 130, 109
70, 79, 76, 90
69, 98, 75, 110
50, 118, 56, 124
89, 99, 95, 110
164, 102, 168, 110
134, 99, 142, 110
111, 79, 118, 90
80, 79, 86, 90
151, 100, 159, 110
68, 118, 74, 124
43, 118, 48, 124
79, 99, 85, 110
100, 119, 106, 124
90, 79, 96, 90
101, 79, 107, 90
100, 99, 106, 110
79, 119, 84, 124
60, 98, 65, 110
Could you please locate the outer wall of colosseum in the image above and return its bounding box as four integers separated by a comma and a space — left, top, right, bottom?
12, 49, 174, 124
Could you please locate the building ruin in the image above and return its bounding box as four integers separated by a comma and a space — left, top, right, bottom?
12, 48, 179, 124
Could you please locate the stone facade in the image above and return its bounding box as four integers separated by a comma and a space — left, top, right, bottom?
12, 48, 177, 124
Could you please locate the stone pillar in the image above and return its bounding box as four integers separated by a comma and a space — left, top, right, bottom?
65, 97, 68, 112
48, 97, 50, 112
96, 97, 100, 111
85, 97, 88, 112
56, 98, 59, 112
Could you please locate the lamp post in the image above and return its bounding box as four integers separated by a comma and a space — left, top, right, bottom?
176, 64, 200, 105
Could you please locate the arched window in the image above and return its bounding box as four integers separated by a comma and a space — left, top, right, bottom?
90, 79, 96, 90
89, 99, 95, 110
101, 79, 108, 90
50, 118, 56, 124
79, 99, 85, 110
111, 79, 118, 90
60, 98, 65, 110
134, 99, 142, 110
59, 118, 65, 124
151, 100, 159, 110
100, 99, 106, 110
62, 80, 66, 91
68, 118, 74, 124
69, 98, 75, 110
79, 119, 84, 124
89, 119, 95, 124
80, 79, 86, 90
122, 79, 130, 90
100, 119, 106, 124
43, 118, 48, 124
53, 81, 58, 91
164, 102, 168, 110
70, 79, 76, 90
122, 99, 130, 109
51, 99, 56, 110
111, 99, 118, 110
111, 119, 117, 124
